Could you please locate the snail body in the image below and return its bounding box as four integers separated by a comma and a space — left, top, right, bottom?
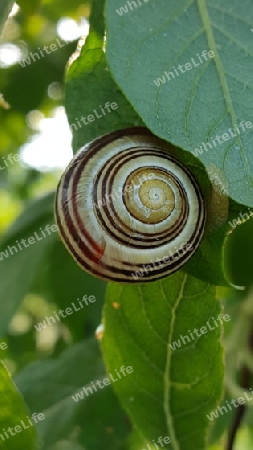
55, 127, 206, 283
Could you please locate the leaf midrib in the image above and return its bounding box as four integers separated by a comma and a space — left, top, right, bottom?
197, 0, 251, 180
163, 274, 188, 450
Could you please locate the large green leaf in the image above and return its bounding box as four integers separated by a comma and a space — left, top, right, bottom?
102, 272, 224, 450
105, 0, 253, 207
0, 361, 36, 449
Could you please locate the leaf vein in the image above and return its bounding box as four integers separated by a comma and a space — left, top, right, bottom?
163, 274, 188, 450
207, 3, 253, 28
197, 0, 252, 182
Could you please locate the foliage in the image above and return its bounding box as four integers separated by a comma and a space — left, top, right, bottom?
0, 1, 253, 450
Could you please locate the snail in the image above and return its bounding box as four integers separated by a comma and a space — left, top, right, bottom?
55, 127, 206, 283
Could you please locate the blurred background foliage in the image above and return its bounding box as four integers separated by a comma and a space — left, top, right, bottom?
0, 1, 118, 448
0, 0, 108, 356
1, 1, 253, 449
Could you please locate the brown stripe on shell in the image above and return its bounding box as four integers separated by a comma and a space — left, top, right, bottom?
94, 149, 188, 246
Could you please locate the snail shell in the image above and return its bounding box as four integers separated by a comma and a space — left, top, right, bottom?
55, 127, 206, 283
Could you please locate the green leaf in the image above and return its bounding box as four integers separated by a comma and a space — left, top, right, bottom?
15, 339, 104, 447
105, 0, 253, 207
0, 193, 56, 336
34, 388, 129, 450
102, 272, 224, 450
65, 0, 142, 154
168, 153, 229, 286
15, 339, 129, 449
0, 361, 36, 449
15, 339, 104, 412
184, 196, 249, 286
184, 229, 226, 286
128, 429, 159, 450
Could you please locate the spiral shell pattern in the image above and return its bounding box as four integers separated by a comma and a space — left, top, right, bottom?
55, 127, 206, 282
